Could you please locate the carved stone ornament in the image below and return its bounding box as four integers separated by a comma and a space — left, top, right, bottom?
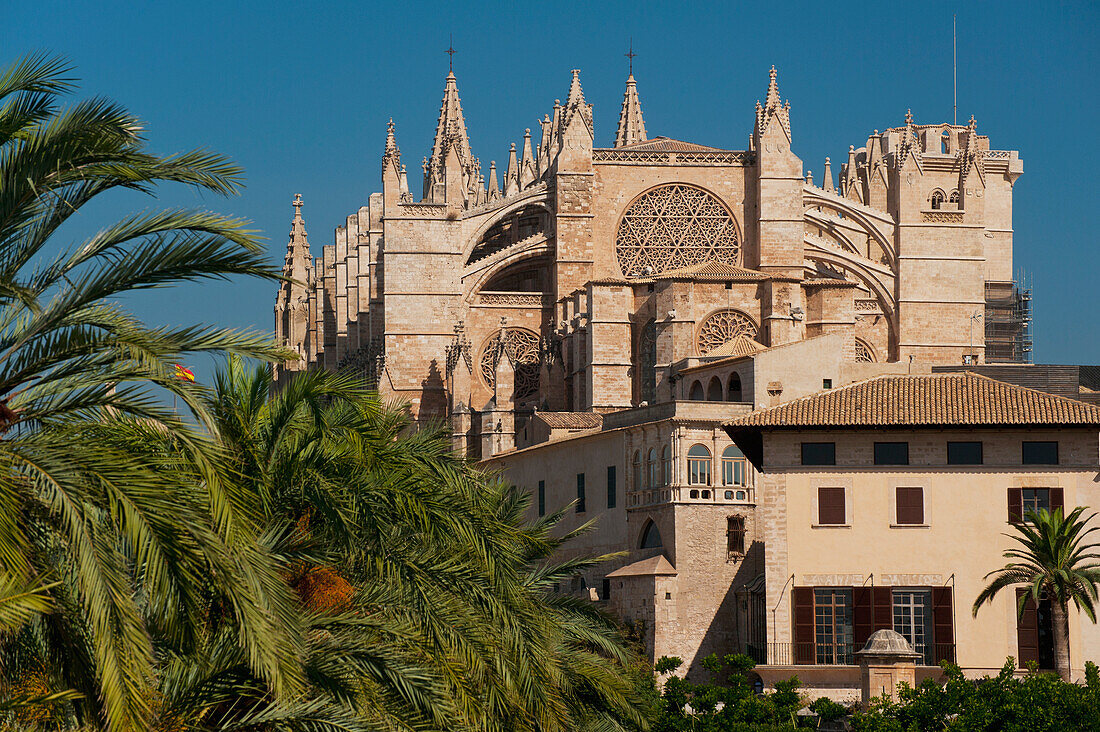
697, 310, 758, 356
480, 328, 541, 399
616, 184, 741, 277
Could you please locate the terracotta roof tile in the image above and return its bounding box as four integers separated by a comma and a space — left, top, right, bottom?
535, 411, 604, 430
725, 372, 1100, 429
706, 335, 765, 358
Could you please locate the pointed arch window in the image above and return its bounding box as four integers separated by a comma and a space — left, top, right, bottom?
647, 448, 658, 488
949, 190, 960, 210
930, 190, 945, 210
632, 450, 642, 490
689, 380, 704, 401
662, 445, 672, 485
640, 519, 663, 549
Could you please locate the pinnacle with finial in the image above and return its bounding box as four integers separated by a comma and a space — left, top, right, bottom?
292, 193, 303, 217
626, 37, 636, 76
905, 109, 914, 125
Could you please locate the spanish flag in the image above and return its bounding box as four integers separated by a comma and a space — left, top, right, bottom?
174, 364, 195, 382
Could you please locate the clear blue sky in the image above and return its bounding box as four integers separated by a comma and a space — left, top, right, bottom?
7, 0, 1100, 373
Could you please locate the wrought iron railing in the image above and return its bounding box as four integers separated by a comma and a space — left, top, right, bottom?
742, 642, 955, 666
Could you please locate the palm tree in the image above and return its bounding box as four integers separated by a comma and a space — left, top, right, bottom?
973, 506, 1100, 681
0, 53, 302, 730
179, 358, 651, 731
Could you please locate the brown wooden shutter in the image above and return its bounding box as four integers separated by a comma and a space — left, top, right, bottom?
1050, 488, 1064, 515
792, 587, 815, 665
1008, 488, 1023, 523
818, 487, 846, 525
854, 586, 894, 651
896, 487, 924, 524
1016, 588, 1040, 667
932, 587, 955, 664
853, 587, 873, 650
874, 586, 893, 631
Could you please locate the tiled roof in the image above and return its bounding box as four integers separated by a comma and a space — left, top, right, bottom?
615, 136, 727, 152
638, 261, 771, 282
535, 411, 604, 430
706, 335, 765, 358
725, 372, 1100, 429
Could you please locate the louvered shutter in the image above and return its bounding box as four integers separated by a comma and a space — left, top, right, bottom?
818, 487, 846, 525
896, 487, 924, 524
792, 587, 815, 665
932, 587, 955, 664
1050, 487, 1064, 515
1008, 488, 1023, 523
1016, 588, 1040, 667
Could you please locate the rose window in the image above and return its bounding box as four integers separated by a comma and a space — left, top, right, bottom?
697, 310, 759, 356
615, 184, 741, 278
479, 328, 541, 400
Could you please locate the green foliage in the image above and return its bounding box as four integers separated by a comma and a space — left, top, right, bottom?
850, 660, 1100, 732
808, 696, 849, 722
650, 653, 802, 731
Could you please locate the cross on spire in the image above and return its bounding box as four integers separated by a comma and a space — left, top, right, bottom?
625, 38, 636, 75
292, 193, 303, 216
446, 35, 456, 72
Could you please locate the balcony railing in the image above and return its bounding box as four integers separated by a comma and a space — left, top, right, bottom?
742, 642, 955, 666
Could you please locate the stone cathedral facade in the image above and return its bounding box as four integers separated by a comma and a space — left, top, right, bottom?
273, 65, 1071, 691
274, 64, 1025, 458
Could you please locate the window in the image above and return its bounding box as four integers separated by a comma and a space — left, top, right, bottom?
895, 487, 924, 525
814, 589, 854, 664
606, 466, 617, 509
818, 487, 846, 525
722, 444, 747, 486
893, 590, 934, 665
726, 516, 746, 555
707, 376, 723, 401
632, 450, 641, 489
576, 473, 586, 513
662, 445, 672, 485
647, 448, 657, 488
640, 520, 663, 549
1022, 441, 1058, 465
687, 444, 712, 485
727, 372, 742, 401
802, 442, 836, 466
1008, 487, 1064, 523
689, 380, 704, 400
930, 190, 945, 209
947, 441, 983, 465
874, 442, 909, 465
538, 480, 545, 516
822, 378, 832, 389
602, 578, 611, 603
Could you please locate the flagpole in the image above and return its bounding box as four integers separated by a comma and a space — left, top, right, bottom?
953, 14, 957, 126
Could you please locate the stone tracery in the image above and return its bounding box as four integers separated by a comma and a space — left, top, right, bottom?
697, 310, 759, 356
479, 328, 541, 399
615, 184, 741, 278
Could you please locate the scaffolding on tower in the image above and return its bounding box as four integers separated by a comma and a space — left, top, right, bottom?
984, 270, 1033, 363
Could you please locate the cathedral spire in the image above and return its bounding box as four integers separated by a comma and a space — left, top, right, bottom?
754, 65, 791, 142
822, 157, 834, 192
383, 118, 401, 173
614, 71, 647, 147
426, 70, 475, 196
